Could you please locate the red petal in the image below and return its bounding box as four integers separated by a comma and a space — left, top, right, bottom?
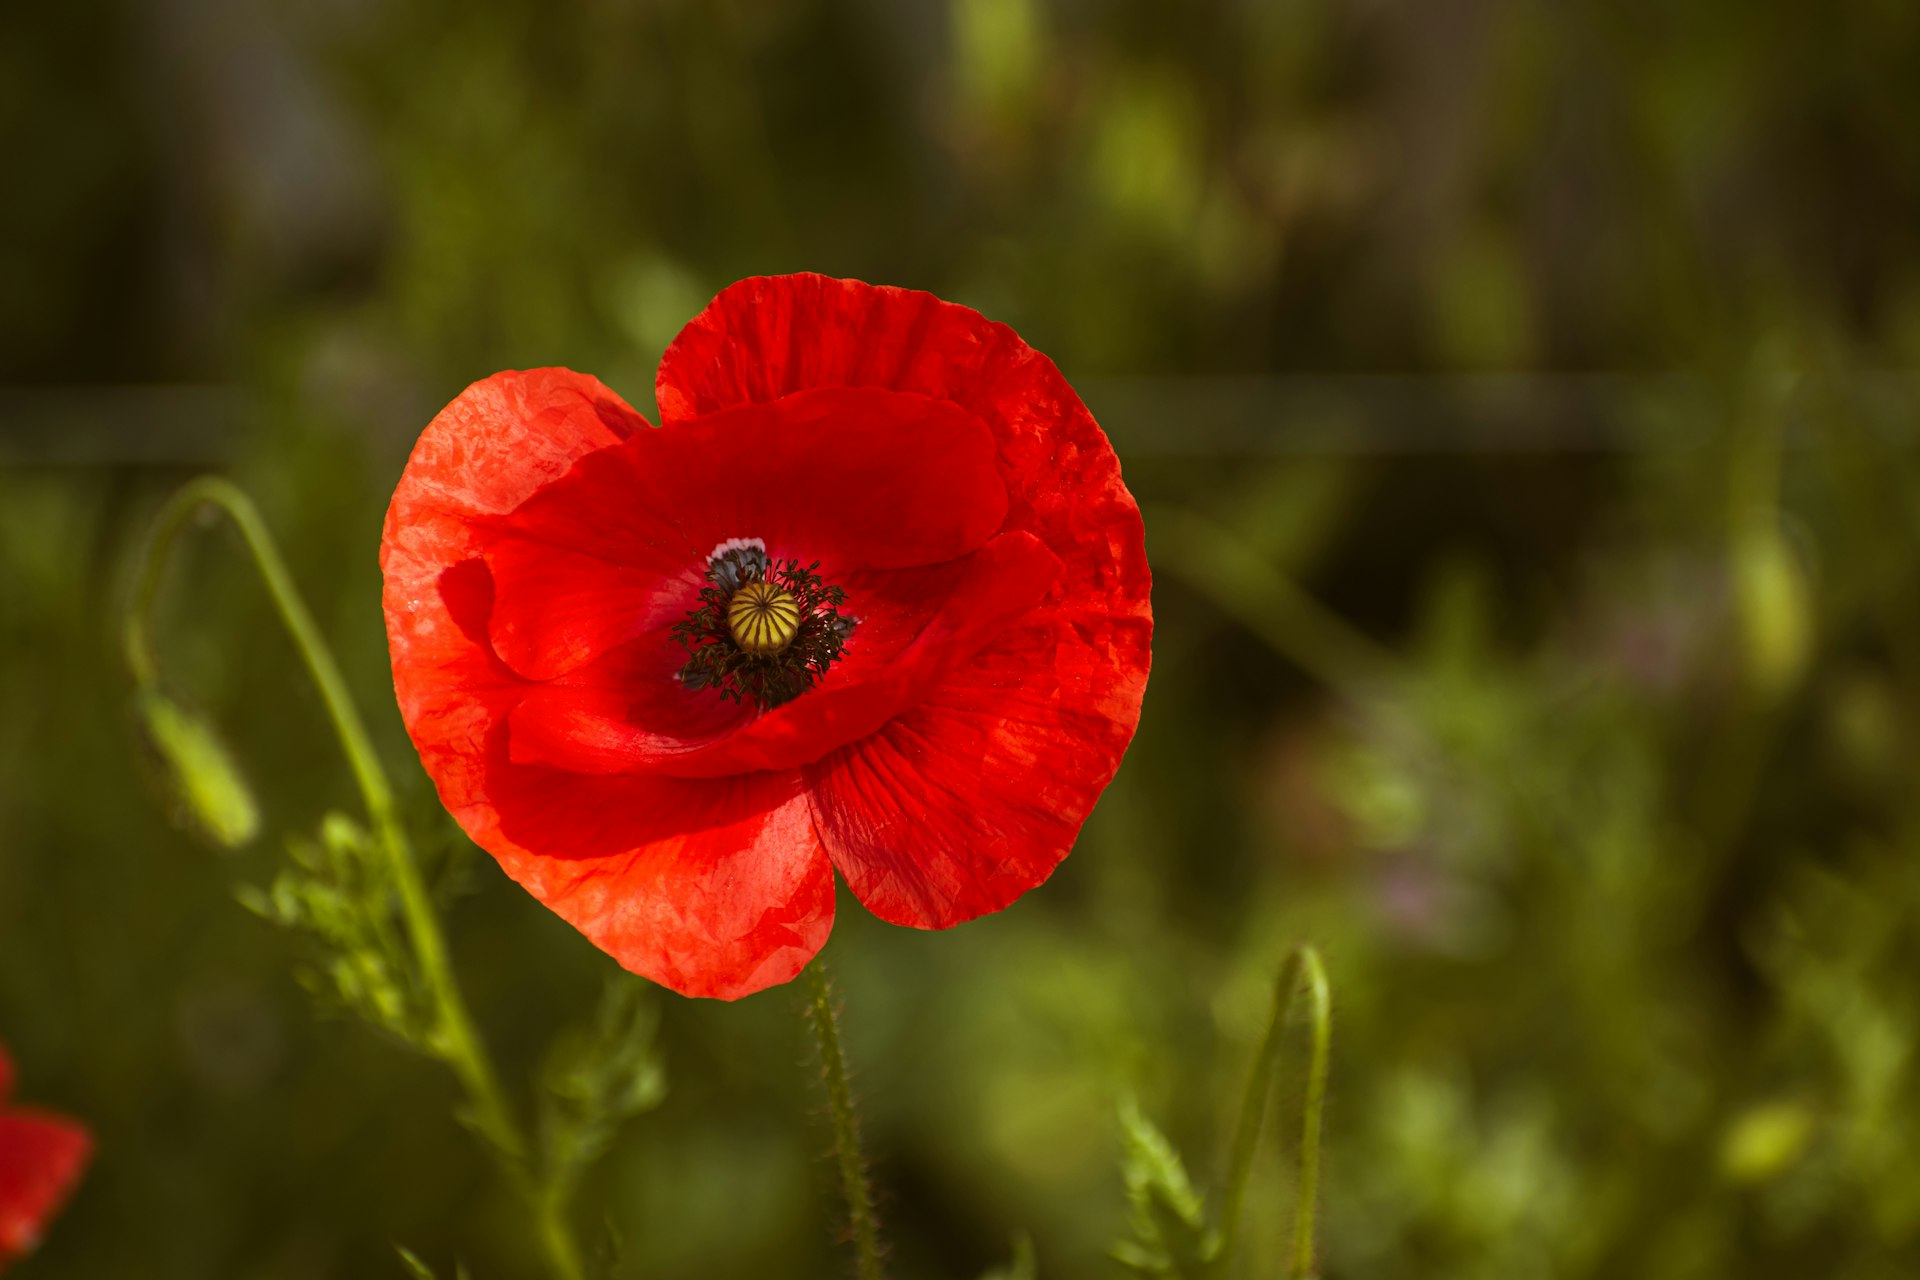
387, 367, 643, 535
483, 752, 834, 999
805, 599, 1152, 928
480, 385, 1007, 680
508, 532, 1061, 778
505, 630, 753, 773
0, 1111, 91, 1262
483, 539, 698, 683
383, 371, 831, 999
656, 274, 1014, 424
505, 384, 1005, 573
657, 276, 1144, 603
384, 368, 646, 725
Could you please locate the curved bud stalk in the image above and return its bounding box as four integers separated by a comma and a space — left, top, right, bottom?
122, 476, 594, 1280
1217, 945, 1333, 1280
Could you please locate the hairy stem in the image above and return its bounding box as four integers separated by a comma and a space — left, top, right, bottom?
1218, 946, 1333, 1280
802, 959, 885, 1280
125, 477, 584, 1280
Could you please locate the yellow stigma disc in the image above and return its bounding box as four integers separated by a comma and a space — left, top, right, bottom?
727, 581, 802, 655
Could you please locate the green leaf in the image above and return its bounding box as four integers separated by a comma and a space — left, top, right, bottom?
242, 813, 436, 1051
539, 974, 669, 1196
1113, 1096, 1218, 1279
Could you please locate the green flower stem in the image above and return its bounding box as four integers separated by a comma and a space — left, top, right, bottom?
802, 959, 885, 1280
125, 477, 585, 1280
534, 1190, 587, 1280
1218, 946, 1332, 1280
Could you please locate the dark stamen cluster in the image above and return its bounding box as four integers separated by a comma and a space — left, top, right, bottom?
674, 544, 853, 710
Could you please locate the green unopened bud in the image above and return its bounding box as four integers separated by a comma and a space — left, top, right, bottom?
136, 689, 260, 850
1733, 523, 1812, 700
1719, 1099, 1815, 1183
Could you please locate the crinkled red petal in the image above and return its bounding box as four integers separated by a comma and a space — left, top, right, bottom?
382, 369, 834, 999
658, 275, 1152, 927
0, 1110, 92, 1264
481, 748, 835, 999
804, 604, 1150, 926
384, 367, 640, 721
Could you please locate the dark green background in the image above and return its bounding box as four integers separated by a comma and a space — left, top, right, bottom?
5, 0, 1920, 1276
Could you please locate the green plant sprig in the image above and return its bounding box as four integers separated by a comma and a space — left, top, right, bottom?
125, 476, 613, 1280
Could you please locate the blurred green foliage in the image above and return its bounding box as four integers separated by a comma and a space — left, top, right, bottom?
5, 0, 1920, 1277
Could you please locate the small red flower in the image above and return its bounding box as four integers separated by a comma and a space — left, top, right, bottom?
0, 1043, 92, 1271
382, 274, 1151, 999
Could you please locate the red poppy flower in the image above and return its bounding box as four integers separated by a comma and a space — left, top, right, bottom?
0, 1043, 92, 1271
382, 274, 1151, 999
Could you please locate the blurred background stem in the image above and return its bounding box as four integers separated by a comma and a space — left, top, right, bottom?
1149, 505, 1403, 704
124, 476, 586, 1280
